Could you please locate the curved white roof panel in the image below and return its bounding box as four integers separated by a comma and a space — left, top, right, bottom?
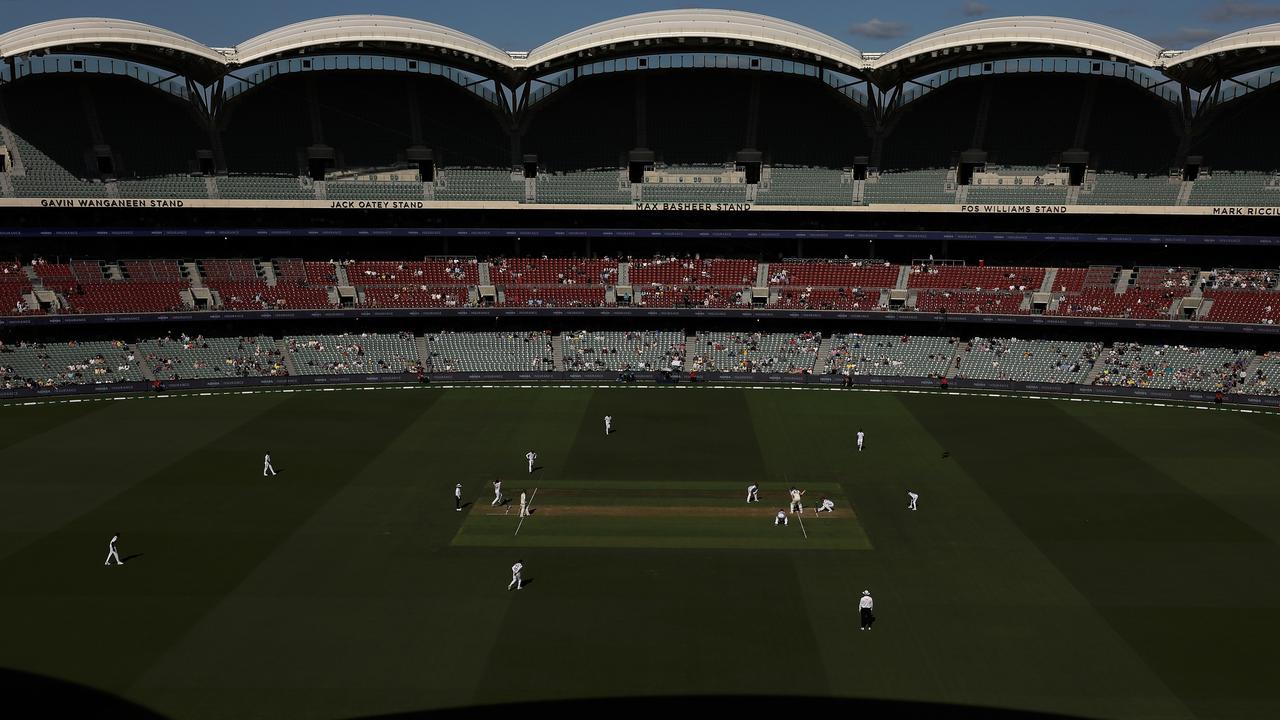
1167, 23, 1280, 69
231, 15, 513, 69
0, 17, 228, 66
523, 9, 864, 71
873, 16, 1164, 71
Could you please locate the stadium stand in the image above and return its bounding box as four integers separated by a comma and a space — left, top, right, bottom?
138, 335, 287, 379
8, 259, 1280, 326
363, 287, 469, 308
774, 287, 884, 311
216, 283, 332, 311
955, 337, 1099, 383
215, 176, 314, 200
1078, 174, 1181, 206
907, 264, 1045, 291
327, 181, 424, 201
641, 180, 749, 204
422, 331, 555, 372
5, 328, 1280, 401
286, 332, 422, 374
501, 287, 605, 307
535, 171, 630, 205
913, 289, 1027, 315
822, 334, 955, 377
348, 260, 477, 285
1243, 352, 1280, 396
687, 331, 820, 373
490, 258, 615, 285
0, 339, 143, 387
434, 168, 523, 201
965, 184, 1070, 205
0, 272, 34, 315
562, 330, 685, 371
767, 261, 900, 287
630, 258, 755, 286
757, 167, 852, 206
1091, 343, 1252, 391
863, 170, 955, 204
1188, 172, 1280, 206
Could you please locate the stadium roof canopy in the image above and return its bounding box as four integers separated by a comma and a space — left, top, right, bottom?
1165, 23, 1280, 88
7, 13, 1280, 92
520, 9, 865, 75
0, 18, 229, 83
869, 16, 1165, 85
230, 15, 515, 80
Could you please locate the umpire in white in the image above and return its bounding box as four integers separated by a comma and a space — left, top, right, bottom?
859, 590, 875, 630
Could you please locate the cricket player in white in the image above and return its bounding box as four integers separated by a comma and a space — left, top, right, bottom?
907, 491, 919, 511
604, 415, 612, 435
526, 451, 537, 474
263, 452, 276, 476
746, 483, 760, 503
455, 483, 463, 511
856, 430, 865, 452
491, 479, 504, 507
508, 560, 524, 590
104, 534, 123, 566
818, 497, 835, 513
774, 510, 788, 526
859, 590, 875, 630
789, 487, 805, 513
519, 490, 529, 518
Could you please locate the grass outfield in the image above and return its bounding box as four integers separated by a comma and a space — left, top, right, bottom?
0, 385, 1278, 719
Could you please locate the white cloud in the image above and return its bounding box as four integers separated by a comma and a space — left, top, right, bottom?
849, 18, 909, 40
1204, 1, 1280, 22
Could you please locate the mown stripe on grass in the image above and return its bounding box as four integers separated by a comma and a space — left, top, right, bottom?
0, 390, 446, 695
901, 394, 1271, 719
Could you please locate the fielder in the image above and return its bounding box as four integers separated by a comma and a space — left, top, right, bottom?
604, 415, 612, 435
508, 560, 524, 590
519, 490, 529, 518
526, 450, 537, 474
774, 509, 789, 526
746, 482, 760, 503
263, 451, 277, 476
789, 487, 805, 514
859, 590, 875, 630
104, 533, 123, 566
856, 429, 865, 452
491, 479, 504, 507
907, 490, 919, 511
817, 497, 835, 513
454, 483, 463, 511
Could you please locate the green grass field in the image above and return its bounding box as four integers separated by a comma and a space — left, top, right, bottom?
1, 385, 1278, 719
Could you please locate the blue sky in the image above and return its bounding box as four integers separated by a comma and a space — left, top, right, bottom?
1, 0, 1278, 51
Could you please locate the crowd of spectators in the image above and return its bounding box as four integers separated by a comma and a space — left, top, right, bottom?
141, 333, 288, 379
1091, 343, 1250, 391
1206, 268, 1277, 290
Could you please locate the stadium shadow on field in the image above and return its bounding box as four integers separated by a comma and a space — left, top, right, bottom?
355, 696, 1096, 720
0, 668, 166, 718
